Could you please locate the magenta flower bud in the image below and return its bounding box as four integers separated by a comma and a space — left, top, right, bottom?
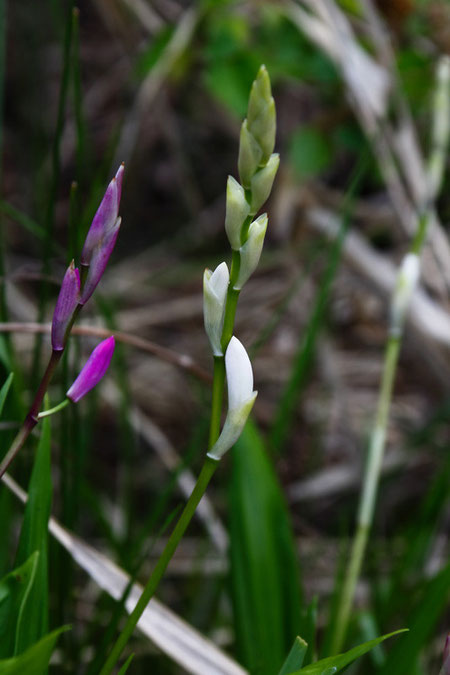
81, 164, 124, 266
66, 336, 115, 403
51, 260, 81, 351
80, 217, 121, 304
79, 163, 124, 304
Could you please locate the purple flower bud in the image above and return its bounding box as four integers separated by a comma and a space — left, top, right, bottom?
80, 217, 121, 304
81, 164, 124, 266
66, 336, 115, 403
79, 163, 124, 304
51, 260, 81, 351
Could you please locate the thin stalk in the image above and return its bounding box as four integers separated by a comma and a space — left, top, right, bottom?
38, 398, 69, 419
0, 349, 62, 477
330, 335, 401, 654
99, 456, 219, 674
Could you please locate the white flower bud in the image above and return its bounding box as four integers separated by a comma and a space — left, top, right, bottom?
390, 253, 420, 336
238, 120, 263, 189
234, 214, 268, 290
225, 176, 250, 250
207, 337, 257, 460
250, 154, 280, 214
203, 262, 229, 356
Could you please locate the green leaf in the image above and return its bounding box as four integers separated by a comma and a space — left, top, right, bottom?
289, 126, 331, 179
0, 553, 39, 658
0, 373, 13, 418
279, 637, 308, 675
293, 630, 407, 674
0, 626, 69, 674
230, 421, 303, 675
14, 413, 52, 654
118, 654, 134, 674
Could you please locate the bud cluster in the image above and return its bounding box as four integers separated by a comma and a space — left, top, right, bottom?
50, 165, 124, 400
203, 66, 278, 460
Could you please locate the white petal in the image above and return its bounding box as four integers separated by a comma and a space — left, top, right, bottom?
209, 262, 229, 302
225, 337, 254, 411
207, 393, 257, 460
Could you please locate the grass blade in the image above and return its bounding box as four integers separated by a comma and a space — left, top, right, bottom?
278, 637, 308, 675
293, 630, 407, 674
0, 626, 69, 674
0, 552, 39, 658
0, 372, 13, 417
230, 420, 302, 675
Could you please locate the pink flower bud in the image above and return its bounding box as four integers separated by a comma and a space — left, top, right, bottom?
51, 261, 81, 351
81, 164, 124, 266
66, 336, 115, 403
79, 164, 124, 304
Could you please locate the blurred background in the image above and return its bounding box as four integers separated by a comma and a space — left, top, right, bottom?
1, 0, 450, 673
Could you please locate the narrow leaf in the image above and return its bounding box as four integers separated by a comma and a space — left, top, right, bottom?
118, 654, 134, 674
0, 373, 13, 418
292, 630, 407, 674
278, 637, 308, 675
0, 553, 39, 658
0, 626, 69, 674
230, 421, 302, 675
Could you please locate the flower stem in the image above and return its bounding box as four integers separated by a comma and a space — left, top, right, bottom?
0, 349, 62, 478
99, 455, 219, 675
38, 398, 70, 419
330, 332, 402, 655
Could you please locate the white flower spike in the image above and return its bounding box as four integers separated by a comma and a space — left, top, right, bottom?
203, 262, 229, 356
234, 214, 268, 290
207, 337, 257, 460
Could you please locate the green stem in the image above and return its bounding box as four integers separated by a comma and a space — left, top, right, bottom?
38, 398, 69, 419
330, 335, 401, 654
99, 456, 219, 674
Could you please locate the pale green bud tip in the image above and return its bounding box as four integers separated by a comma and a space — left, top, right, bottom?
250, 153, 280, 214
247, 65, 272, 125
390, 253, 420, 335
238, 120, 263, 188
234, 214, 268, 290
207, 337, 257, 460
203, 262, 229, 356
248, 97, 276, 164
225, 175, 250, 250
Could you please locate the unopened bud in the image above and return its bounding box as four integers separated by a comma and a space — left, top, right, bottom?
250, 153, 280, 214
390, 253, 420, 336
51, 261, 81, 351
234, 214, 268, 290
67, 336, 115, 403
238, 120, 263, 189
203, 263, 229, 356
225, 176, 250, 250
207, 337, 257, 460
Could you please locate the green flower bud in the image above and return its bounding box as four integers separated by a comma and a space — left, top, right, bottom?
250, 153, 280, 215
234, 214, 268, 290
248, 97, 276, 164
238, 120, 263, 189
247, 65, 272, 128
225, 176, 250, 250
